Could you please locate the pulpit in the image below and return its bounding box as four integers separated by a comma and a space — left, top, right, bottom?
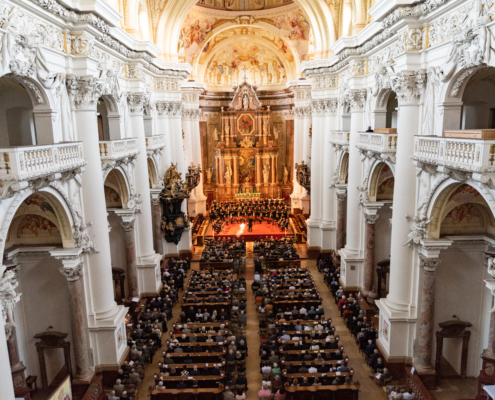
34, 331, 72, 389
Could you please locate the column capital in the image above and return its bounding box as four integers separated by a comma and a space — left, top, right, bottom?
391, 70, 427, 106
156, 101, 171, 116
419, 254, 442, 272
336, 188, 347, 201
364, 213, 379, 224
114, 210, 136, 231
50, 249, 84, 269
59, 263, 84, 281
127, 92, 150, 116
66, 75, 103, 111
345, 89, 367, 112
419, 239, 453, 259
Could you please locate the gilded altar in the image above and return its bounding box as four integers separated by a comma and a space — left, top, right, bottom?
210, 81, 283, 200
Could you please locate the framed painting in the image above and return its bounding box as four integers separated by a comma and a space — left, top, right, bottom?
237, 114, 255, 136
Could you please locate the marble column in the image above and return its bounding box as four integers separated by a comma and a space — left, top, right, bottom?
150, 192, 162, 254
0, 302, 16, 399
256, 155, 262, 189
233, 156, 239, 186
114, 211, 138, 298
363, 211, 379, 296
385, 71, 425, 314
156, 101, 173, 175
67, 76, 118, 320
414, 255, 441, 372
336, 188, 347, 250
128, 93, 160, 264
57, 260, 92, 382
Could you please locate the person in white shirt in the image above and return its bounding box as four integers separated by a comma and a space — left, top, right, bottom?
310, 342, 320, 351
402, 389, 415, 399
304, 325, 312, 331
299, 307, 307, 315
388, 386, 403, 399
261, 364, 272, 374
308, 363, 318, 373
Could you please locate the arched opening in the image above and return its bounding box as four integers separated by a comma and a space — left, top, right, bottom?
148, 157, 159, 188
97, 98, 111, 141
3, 191, 78, 389
339, 152, 349, 184
385, 93, 398, 129
0, 78, 37, 147
367, 161, 394, 297
426, 182, 495, 378
460, 68, 495, 129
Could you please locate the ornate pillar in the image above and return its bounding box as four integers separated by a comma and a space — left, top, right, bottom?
128, 93, 160, 263
256, 155, 262, 189
0, 265, 27, 399
363, 208, 379, 297
414, 255, 441, 373
66, 76, 119, 320
57, 257, 92, 383
233, 156, 239, 186
150, 191, 162, 254
336, 187, 347, 250
156, 101, 173, 176
275, 155, 278, 185
114, 211, 138, 299
270, 155, 275, 184
382, 71, 426, 314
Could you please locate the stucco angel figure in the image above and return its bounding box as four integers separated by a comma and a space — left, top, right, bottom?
213, 128, 219, 140
404, 216, 431, 247
0, 265, 21, 338
441, 0, 495, 81
263, 164, 270, 184
283, 167, 289, 184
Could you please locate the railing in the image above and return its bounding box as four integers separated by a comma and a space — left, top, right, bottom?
145, 134, 166, 151
405, 367, 435, 400
357, 132, 398, 155
0, 142, 85, 181
99, 138, 139, 160
329, 130, 350, 147
412, 136, 495, 173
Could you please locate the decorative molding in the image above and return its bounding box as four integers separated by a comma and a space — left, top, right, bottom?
419, 255, 442, 272
59, 264, 83, 281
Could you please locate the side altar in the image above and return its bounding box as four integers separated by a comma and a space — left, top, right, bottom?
206, 80, 289, 200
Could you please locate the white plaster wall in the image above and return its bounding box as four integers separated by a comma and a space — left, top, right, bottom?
432, 246, 489, 377
0, 88, 36, 147
108, 212, 127, 299
14, 257, 74, 387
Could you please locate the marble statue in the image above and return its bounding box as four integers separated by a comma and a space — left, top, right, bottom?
213, 127, 219, 140
206, 168, 212, 184
243, 94, 249, 109
283, 167, 289, 184
273, 127, 279, 140
0, 265, 21, 339
263, 164, 270, 184
225, 125, 230, 138
225, 165, 232, 185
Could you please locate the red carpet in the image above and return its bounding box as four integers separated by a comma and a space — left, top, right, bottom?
207, 221, 293, 241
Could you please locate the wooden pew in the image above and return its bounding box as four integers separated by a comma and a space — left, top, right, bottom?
151, 387, 222, 400
285, 384, 359, 400
199, 262, 235, 270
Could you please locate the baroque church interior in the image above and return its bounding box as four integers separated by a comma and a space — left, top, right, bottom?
3, 0, 495, 399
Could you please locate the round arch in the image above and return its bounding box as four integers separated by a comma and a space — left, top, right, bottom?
0, 187, 76, 259
103, 167, 131, 208
367, 160, 395, 202
148, 157, 159, 188
195, 34, 297, 85
336, 151, 349, 184
155, 0, 335, 62
426, 179, 495, 239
